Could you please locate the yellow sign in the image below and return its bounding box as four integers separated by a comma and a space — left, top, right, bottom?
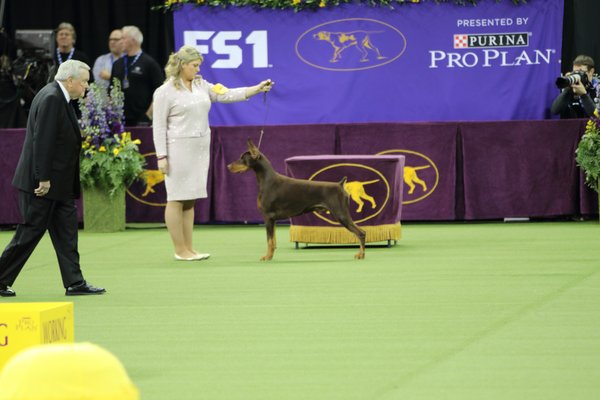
0, 302, 74, 370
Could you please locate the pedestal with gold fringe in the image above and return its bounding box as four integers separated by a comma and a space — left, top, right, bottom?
290, 223, 400, 244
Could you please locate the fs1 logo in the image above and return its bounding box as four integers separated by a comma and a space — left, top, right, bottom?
183, 30, 269, 69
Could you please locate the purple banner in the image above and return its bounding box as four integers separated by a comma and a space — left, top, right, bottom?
460, 120, 584, 219
337, 123, 458, 220
0, 130, 25, 224
212, 125, 337, 222
174, 0, 563, 125
285, 155, 404, 227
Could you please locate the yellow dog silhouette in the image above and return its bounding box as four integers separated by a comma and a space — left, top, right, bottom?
344, 179, 379, 212
404, 166, 429, 194
140, 169, 165, 197
313, 30, 387, 63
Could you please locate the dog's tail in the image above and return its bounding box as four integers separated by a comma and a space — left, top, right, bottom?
339, 177, 351, 203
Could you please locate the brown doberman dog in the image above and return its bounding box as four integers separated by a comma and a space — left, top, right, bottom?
227, 139, 366, 261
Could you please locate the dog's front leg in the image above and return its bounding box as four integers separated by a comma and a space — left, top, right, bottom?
261, 218, 276, 261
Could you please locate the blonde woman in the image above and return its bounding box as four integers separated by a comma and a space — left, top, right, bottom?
152, 45, 273, 261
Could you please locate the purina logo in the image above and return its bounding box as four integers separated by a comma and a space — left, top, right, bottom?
454, 32, 529, 49
295, 18, 406, 72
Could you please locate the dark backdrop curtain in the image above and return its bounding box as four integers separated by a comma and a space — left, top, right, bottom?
561, 0, 600, 73
1, 0, 173, 69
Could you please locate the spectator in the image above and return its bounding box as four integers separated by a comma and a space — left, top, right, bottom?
0, 342, 139, 400
110, 25, 163, 126
551, 54, 599, 118
92, 29, 124, 89
51, 22, 93, 81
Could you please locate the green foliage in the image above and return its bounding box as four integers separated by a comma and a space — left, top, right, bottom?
152, 0, 526, 13
576, 111, 600, 193
78, 81, 146, 197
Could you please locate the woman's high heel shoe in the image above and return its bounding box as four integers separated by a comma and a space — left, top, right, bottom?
174, 253, 210, 261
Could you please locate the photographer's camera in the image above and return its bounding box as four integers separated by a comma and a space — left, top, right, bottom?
555, 70, 589, 89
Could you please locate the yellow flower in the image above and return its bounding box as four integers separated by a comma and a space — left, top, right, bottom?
99, 146, 106, 152
82, 142, 90, 149
133, 139, 141, 145
292, 0, 301, 4
195, 0, 205, 3
595, 109, 599, 118
211, 84, 229, 95
113, 148, 120, 156
319, 0, 326, 7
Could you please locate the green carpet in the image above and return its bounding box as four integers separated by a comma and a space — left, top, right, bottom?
1, 221, 599, 400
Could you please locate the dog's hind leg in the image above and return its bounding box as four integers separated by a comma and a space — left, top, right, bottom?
330, 207, 366, 260
342, 218, 366, 260
261, 218, 276, 261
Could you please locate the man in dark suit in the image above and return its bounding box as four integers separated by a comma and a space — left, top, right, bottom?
0, 60, 105, 297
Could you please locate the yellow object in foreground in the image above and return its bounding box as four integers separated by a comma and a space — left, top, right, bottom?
0, 342, 139, 400
0, 302, 74, 370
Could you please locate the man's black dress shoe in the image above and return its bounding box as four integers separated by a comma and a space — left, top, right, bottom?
0, 284, 16, 297
65, 282, 106, 296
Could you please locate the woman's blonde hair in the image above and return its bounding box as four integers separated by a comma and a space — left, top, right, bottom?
165, 45, 204, 90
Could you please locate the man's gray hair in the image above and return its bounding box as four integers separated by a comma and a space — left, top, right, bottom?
122, 26, 143, 45
54, 60, 90, 81
56, 22, 77, 43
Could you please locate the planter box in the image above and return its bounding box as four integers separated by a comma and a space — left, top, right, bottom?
83, 187, 126, 232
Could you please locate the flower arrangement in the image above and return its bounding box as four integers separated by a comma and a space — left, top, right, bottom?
153, 0, 525, 13
576, 109, 600, 193
78, 79, 146, 197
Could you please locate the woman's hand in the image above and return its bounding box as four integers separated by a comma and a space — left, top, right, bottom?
246, 80, 274, 98
158, 158, 169, 175
258, 79, 274, 92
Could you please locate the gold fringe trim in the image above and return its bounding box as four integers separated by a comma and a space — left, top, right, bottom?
290, 223, 401, 244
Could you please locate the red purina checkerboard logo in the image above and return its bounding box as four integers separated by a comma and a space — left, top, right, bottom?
454, 34, 468, 48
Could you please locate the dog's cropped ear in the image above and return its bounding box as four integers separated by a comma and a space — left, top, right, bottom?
247, 138, 261, 159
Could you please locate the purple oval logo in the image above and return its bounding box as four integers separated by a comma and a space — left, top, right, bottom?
295, 18, 407, 71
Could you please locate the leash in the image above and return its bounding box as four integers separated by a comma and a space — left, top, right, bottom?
257, 86, 271, 150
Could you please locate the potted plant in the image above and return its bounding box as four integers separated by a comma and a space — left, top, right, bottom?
575, 109, 600, 221
78, 79, 146, 232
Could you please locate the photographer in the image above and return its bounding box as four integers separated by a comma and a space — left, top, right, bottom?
551, 55, 599, 119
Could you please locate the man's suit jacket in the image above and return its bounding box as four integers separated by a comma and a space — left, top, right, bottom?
12, 81, 82, 201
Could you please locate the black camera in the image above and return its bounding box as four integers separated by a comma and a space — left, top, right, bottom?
555, 70, 589, 89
